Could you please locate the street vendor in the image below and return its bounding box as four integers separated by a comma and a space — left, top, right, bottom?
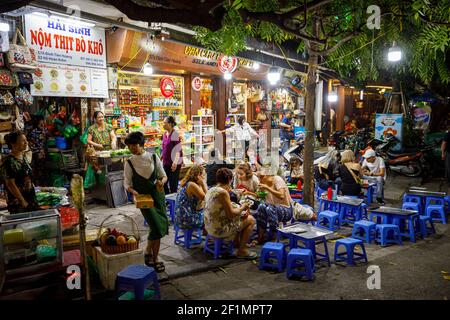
124, 131, 168, 272
87, 111, 116, 151
1, 131, 39, 214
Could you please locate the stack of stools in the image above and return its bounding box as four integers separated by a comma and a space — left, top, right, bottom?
425, 196, 447, 224
203, 235, 234, 259
403, 195, 435, 238
317, 210, 341, 231
352, 220, 376, 243
115, 264, 160, 300
375, 224, 403, 246
174, 225, 203, 249
334, 238, 368, 266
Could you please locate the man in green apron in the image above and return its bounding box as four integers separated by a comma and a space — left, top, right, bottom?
124, 132, 169, 272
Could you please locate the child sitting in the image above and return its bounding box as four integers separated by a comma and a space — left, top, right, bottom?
288, 156, 304, 185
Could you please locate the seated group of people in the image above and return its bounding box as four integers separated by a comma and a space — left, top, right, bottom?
314, 148, 386, 204
174, 151, 307, 259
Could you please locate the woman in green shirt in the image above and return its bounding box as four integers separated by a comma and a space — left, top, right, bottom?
87, 111, 116, 151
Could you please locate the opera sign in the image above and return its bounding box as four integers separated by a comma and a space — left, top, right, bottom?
218, 55, 238, 74
192, 76, 202, 91
160, 77, 175, 98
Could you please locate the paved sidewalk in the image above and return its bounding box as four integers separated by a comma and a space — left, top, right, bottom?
85, 176, 447, 284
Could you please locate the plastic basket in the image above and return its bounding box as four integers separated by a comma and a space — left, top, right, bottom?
98, 213, 140, 254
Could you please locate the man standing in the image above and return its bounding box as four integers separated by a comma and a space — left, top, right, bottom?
361, 149, 386, 205
279, 110, 294, 156
442, 130, 450, 187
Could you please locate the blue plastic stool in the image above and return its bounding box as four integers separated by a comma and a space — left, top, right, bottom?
369, 212, 390, 224
391, 214, 420, 243
352, 220, 376, 243
403, 195, 423, 214
334, 237, 368, 266
402, 202, 420, 212
425, 196, 445, 207
339, 204, 362, 225
259, 242, 286, 272
174, 226, 203, 249
203, 235, 234, 259
359, 203, 368, 220
115, 264, 160, 300
316, 187, 327, 211
286, 248, 315, 280
417, 215, 435, 238
375, 224, 403, 246
426, 204, 446, 224
317, 210, 340, 231
166, 202, 176, 224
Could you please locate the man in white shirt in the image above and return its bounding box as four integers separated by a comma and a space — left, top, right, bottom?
361, 149, 386, 205
221, 116, 258, 160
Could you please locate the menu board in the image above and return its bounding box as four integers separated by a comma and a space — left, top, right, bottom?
31, 63, 108, 98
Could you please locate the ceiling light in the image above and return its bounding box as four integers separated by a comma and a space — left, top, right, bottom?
360, 90, 364, 100
253, 62, 260, 70
328, 91, 338, 103
388, 41, 402, 62
267, 66, 280, 84
224, 71, 232, 80
143, 63, 153, 75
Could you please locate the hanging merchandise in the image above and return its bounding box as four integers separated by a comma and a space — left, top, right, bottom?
6, 29, 37, 72
16, 71, 34, 85
14, 87, 33, 106
0, 31, 9, 52
250, 85, 263, 103
14, 105, 24, 131
0, 53, 4, 66
0, 90, 14, 105
0, 68, 18, 88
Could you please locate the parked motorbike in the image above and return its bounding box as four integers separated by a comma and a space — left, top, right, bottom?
328, 131, 347, 150
374, 134, 437, 178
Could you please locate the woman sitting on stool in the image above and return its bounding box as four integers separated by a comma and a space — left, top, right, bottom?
174, 165, 207, 230
204, 168, 257, 259
336, 150, 362, 196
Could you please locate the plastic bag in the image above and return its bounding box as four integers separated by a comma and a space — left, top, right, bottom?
36, 245, 57, 263
80, 128, 89, 145
84, 164, 96, 189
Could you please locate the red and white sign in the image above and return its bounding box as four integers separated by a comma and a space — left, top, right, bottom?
218, 55, 238, 73
160, 77, 175, 98
192, 76, 202, 91
24, 14, 106, 69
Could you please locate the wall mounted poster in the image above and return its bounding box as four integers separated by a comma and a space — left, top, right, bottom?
375, 113, 403, 151
24, 14, 106, 68
30, 62, 108, 98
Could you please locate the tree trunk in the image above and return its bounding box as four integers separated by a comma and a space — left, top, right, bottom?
303, 53, 318, 206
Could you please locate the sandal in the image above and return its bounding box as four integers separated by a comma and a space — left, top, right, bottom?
236, 251, 258, 260
154, 262, 165, 273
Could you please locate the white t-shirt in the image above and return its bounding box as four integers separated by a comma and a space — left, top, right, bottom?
231, 123, 257, 141
362, 157, 386, 180
124, 151, 167, 190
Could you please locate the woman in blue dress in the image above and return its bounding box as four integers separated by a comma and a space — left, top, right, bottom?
175, 164, 207, 229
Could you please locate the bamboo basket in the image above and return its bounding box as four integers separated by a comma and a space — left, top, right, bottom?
98, 213, 140, 254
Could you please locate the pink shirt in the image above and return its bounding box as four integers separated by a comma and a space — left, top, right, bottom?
265, 176, 292, 208
161, 130, 183, 167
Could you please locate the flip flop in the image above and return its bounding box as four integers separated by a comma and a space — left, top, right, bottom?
154, 262, 165, 273
236, 251, 258, 260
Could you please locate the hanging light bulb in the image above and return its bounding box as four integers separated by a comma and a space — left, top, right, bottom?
360, 90, 364, 100
388, 41, 402, 62
143, 62, 153, 75
253, 62, 260, 70
267, 66, 281, 84
223, 71, 232, 80
328, 91, 338, 103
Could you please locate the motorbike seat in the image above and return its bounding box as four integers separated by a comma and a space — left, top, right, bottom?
387, 151, 419, 158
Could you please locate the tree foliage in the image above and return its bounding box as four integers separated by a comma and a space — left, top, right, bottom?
191, 0, 450, 87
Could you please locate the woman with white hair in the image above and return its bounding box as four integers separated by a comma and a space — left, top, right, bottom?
256, 165, 294, 244
314, 149, 340, 190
